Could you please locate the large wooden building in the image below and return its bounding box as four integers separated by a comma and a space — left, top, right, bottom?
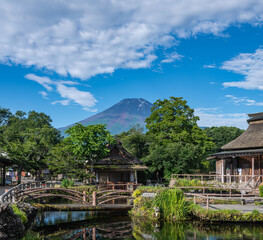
93, 140, 147, 186
210, 112, 263, 185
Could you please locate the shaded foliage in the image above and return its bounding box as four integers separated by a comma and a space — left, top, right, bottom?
48, 124, 116, 180
116, 124, 149, 158
0, 108, 61, 182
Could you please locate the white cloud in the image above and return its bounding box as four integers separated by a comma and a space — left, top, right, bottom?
161, 52, 183, 63
203, 64, 217, 69
222, 48, 263, 90
1, 1, 263, 79
26, 74, 53, 91
39, 91, 48, 99
195, 108, 248, 129
56, 84, 97, 108
52, 100, 70, 106
26, 74, 97, 111
82, 107, 98, 113
225, 94, 263, 106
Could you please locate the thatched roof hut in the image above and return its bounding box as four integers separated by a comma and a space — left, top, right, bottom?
222, 112, 263, 150
209, 112, 263, 185
93, 140, 147, 184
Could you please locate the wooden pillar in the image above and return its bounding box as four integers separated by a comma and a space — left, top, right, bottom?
135, 170, 137, 184
3, 166, 6, 186
92, 191, 97, 206
206, 197, 209, 210
83, 191, 86, 203
92, 227, 96, 240
252, 157, 255, 186
221, 160, 225, 183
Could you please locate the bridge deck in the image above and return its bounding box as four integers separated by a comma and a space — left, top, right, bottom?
35, 203, 132, 211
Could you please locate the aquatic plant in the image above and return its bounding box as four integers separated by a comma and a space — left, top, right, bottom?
154, 189, 192, 221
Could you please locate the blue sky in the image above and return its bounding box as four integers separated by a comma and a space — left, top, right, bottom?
1, 1, 263, 129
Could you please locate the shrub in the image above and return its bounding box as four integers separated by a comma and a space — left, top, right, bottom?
132, 189, 142, 198
22, 231, 41, 240
61, 178, 74, 188
259, 185, 263, 197
11, 204, 28, 224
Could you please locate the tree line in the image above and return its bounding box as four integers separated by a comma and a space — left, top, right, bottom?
0, 97, 244, 182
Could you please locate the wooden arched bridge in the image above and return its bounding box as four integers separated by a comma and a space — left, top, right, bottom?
0, 181, 135, 208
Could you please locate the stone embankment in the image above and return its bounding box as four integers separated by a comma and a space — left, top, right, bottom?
0, 203, 37, 240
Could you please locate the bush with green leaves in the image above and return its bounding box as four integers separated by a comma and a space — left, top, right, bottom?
259, 185, 263, 197
61, 178, 74, 188
11, 204, 28, 224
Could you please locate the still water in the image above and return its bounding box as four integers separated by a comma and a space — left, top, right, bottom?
32, 211, 263, 239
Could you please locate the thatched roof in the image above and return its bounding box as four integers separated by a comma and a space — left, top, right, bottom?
222, 112, 263, 150
94, 140, 146, 168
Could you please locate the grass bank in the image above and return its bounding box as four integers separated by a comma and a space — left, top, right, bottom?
131, 186, 263, 223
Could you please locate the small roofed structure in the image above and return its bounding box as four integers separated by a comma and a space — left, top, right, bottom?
209, 112, 263, 186
0, 151, 13, 186
93, 140, 147, 186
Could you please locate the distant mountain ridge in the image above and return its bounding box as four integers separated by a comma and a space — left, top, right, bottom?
59, 98, 153, 136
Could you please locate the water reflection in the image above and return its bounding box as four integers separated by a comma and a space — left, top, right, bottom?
32, 211, 263, 239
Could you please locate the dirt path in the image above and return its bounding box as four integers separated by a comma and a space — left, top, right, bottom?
201, 204, 263, 213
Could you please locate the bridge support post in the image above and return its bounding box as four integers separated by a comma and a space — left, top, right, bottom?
83, 191, 86, 203
206, 197, 209, 210
92, 191, 97, 206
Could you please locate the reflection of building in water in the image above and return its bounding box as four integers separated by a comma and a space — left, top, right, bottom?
60, 221, 133, 239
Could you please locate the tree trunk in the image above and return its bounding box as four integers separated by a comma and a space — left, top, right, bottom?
35, 170, 41, 181
17, 167, 22, 184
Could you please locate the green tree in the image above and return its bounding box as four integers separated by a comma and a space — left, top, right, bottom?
145, 97, 200, 145
0, 110, 61, 183
204, 126, 244, 171
204, 126, 245, 152
144, 97, 214, 179
116, 125, 149, 158
48, 124, 116, 180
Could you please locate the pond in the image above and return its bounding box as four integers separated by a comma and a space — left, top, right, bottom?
31, 211, 263, 239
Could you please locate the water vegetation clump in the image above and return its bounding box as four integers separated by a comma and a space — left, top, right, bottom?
11, 203, 28, 224
132, 188, 192, 221
154, 189, 192, 221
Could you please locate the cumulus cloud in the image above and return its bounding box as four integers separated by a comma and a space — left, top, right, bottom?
222, 48, 263, 90
39, 91, 48, 99
161, 52, 183, 63
1, 1, 263, 79
195, 108, 248, 129
26, 74, 53, 91
225, 94, 263, 106
56, 84, 97, 108
25, 74, 97, 111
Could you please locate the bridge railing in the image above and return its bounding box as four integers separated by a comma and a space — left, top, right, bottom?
0, 181, 61, 204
